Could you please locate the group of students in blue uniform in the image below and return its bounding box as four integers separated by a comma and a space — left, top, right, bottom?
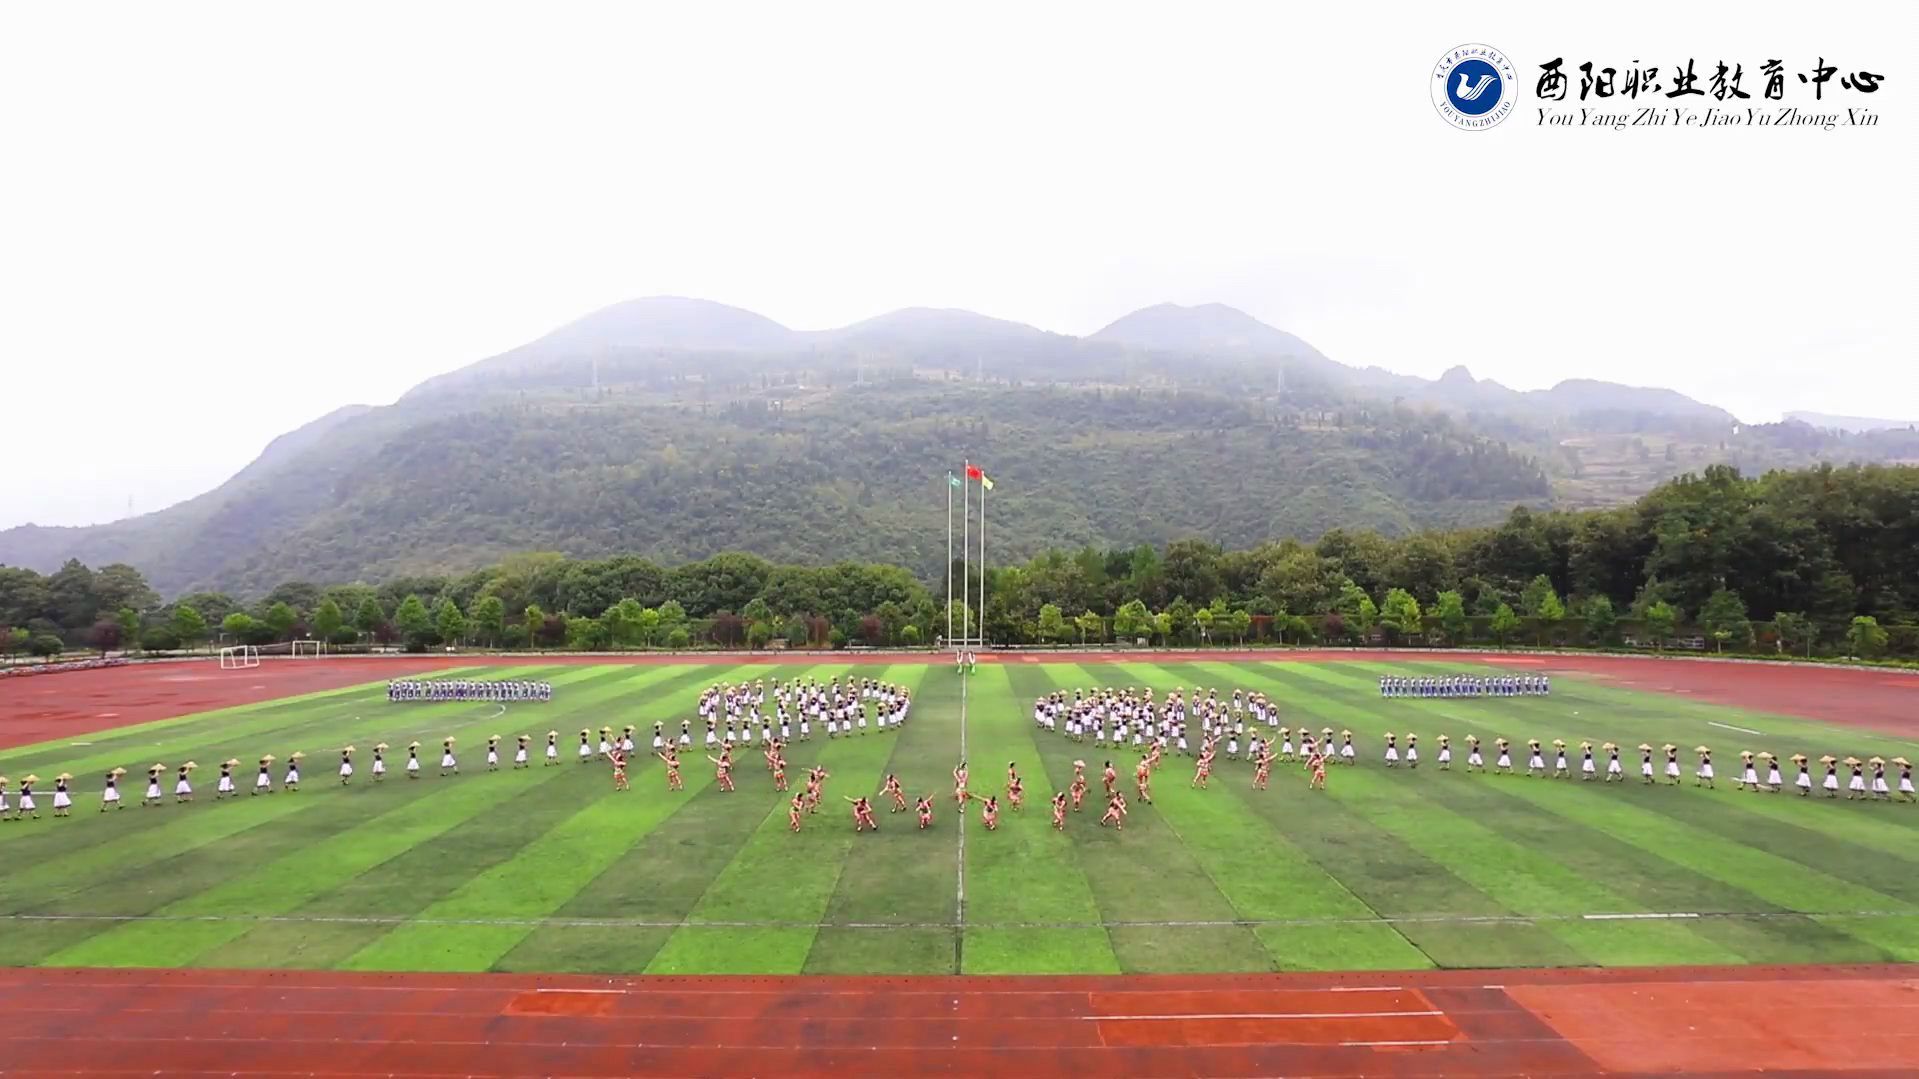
1379, 674, 1549, 698
386, 678, 552, 703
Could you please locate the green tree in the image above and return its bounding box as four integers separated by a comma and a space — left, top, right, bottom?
1434, 589, 1469, 644
1520, 574, 1559, 618
746, 620, 773, 649
1192, 604, 1216, 644
657, 600, 689, 635
434, 598, 468, 647
1076, 609, 1103, 644
311, 598, 344, 642
1228, 608, 1252, 643
28, 632, 64, 658
1846, 614, 1888, 658
900, 624, 921, 646
262, 601, 299, 642
470, 594, 506, 647
1772, 610, 1815, 656
1335, 580, 1377, 642
665, 625, 692, 649
523, 604, 546, 649
1536, 591, 1566, 645
1152, 610, 1174, 643
603, 597, 646, 648
1164, 596, 1195, 643
566, 615, 606, 650
221, 612, 257, 641
1583, 594, 1618, 645
1642, 600, 1678, 646
1377, 588, 1422, 644
1697, 587, 1751, 652
1036, 603, 1066, 645
354, 596, 386, 640
944, 600, 974, 641
3, 626, 25, 660
396, 594, 434, 647
172, 603, 208, 652
1490, 603, 1519, 646
116, 607, 142, 653
1112, 599, 1151, 640
635, 606, 662, 647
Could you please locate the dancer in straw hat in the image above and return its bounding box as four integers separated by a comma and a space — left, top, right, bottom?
1894, 757, 1914, 802
406, 741, 422, 778
52, 773, 73, 817
440, 736, 458, 776
15, 775, 38, 820
215, 759, 238, 799
1579, 741, 1597, 780
578, 728, 594, 763
1762, 752, 1783, 791
1820, 755, 1840, 797
254, 754, 275, 795
1694, 746, 1714, 788
1406, 733, 1420, 769
1494, 737, 1512, 774
175, 761, 198, 803
339, 746, 355, 786
1437, 734, 1452, 770
1604, 742, 1623, 782
1869, 757, 1890, 801
1526, 739, 1546, 777
1791, 753, 1812, 795
1845, 756, 1866, 800
544, 730, 560, 766
513, 734, 530, 769
1664, 744, 1682, 784
1552, 740, 1570, 779
1639, 744, 1655, 783
284, 752, 304, 791
101, 767, 126, 811
371, 743, 388, 781
486, 735, 501, 771
1736, 751, 1759, 791
144, 764, 167, 807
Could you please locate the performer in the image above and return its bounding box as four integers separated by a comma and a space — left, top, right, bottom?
1821, 754, 1841, 797
1737, 751, 1760, 791
486, 736, 501, 771
1099, 791, 1126, 830
1132, 758, 1151, 804
915, 794, 934, 829
1664, 744, 1682, 785
14, 775, 37, 820
144, 764, 166, 807
1869, 757, 1890, 801
979, 794, 999, 831
1763, 752, 1784, 790
1307, 750, 1327, 790
1894, 756, 1914, 803
216, 759, 238, 799
1791, 753, 1813, 795
598, 726, 613, 759
440, 737, 459, 776
284, 752, 303, 790
513, 734, 530, 768
1069, 761, 1089, 811
545, 730, 561, 766
1405, 733, 1419, 769
1252, 745, 1274, 790
1051, 791, 1068, 831
372, 743, 388, 781
610, 748, 629, 792
1467, 734, 1485, 772
1382, 732, 1399, 767
52, 773, 73, 817
406, 741, 423, 778
1846, 756, 1867, 800
339, 746, 355, 786
1552, 740, 1570, 779
1495, 737, 1513, 775
1695, 746, 1715, 789
953, 761, 970, 806
1191, 749, 1212, 789
578, 728, 594, 763
657, 747, 683, 791
883, 773, 906, 813
1338, 729, 1354, 765
845, 794, 879, 832
788, 793, 805, 833
254, 755, 275, 795
1526, 739, 1546, 777
707, 750, 734, 792
1639, 743, 1655, 784
0, 776, 9, 820
1102, 760, 1117, 796
101, 767, 126, 811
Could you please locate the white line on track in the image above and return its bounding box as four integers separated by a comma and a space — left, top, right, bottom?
1342, 1039, 1452, 1047
1709, 720, 1765, 735
1583, 911, 1700, 921
533, 987, 626, 995
1083, 1010, 1440, 1021
1329, 985, 1402, 992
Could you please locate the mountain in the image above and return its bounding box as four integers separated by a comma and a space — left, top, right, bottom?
4, 296, 1901, 598
1786, 411, 1919, 434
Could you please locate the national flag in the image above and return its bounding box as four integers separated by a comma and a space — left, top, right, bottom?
965, 464, 984, 480
980, 474, 995, 491
947, 472, 962, 488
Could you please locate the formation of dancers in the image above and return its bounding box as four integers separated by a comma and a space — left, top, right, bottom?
386, 678, 552, 702
1030, 685, 1917, 806
0, 676, 915, 823
1380, 674, 1549, 698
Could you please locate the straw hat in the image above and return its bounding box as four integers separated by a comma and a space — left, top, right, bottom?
1638, 744, 1653, 752
1495, 737, 1509, 747
56, 772, 72, 782
1528, 739, 1541, 748
182, 761, 198, 771
22, 774, 38, 785
443, 736, 455, 746
1663, 744, 1677, 752
547, 730, 559, 738
374, 743, 388, 752
1843, 756, 1862, 766
1073, 760, 1086, 769
408, 741, 422, 750
342, 745, 355, 754
488, 735, 500, 744
110, 767, 128, 777
224, 759, 240, 767
579, 728, 591, 737
1868, 756, 1885, 766
1892, 757, 1911, 767
1382, 731, 1395, 740
517, 734, 530, 743
1602, 742, 1616, 751
259, 754, 276, 763
149, 763, 166, 773
1439, 734, 1450, 743
289, 751, 306, 761
1694, 746, 1710, 754
1279, 726, 1291, 735
1407, 733, 1418, 742
0, 776, 9, 787
1552, 739, 1566, 748
1790, 753, 1808, 763
1739, 750, 1754, 760
1757, 751, 1775, 760
1820, 755, 1837, 764
1580, 740, 1593, 749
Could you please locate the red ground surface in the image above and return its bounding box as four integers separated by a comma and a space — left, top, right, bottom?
1, 648, 1913, 750
2, 965, 1914, 1077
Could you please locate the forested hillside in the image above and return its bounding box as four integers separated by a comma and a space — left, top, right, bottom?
3, 297, 1912, 597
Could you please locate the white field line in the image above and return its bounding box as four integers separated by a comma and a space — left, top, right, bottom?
4, 909, 1904, 932
1082, 1010, 1440, 1021
1343, 1039, 1452, 1047
1709, 720, 1765, 735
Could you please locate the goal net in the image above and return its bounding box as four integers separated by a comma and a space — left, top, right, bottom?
289, 639, 324, 658
219, 645, 261, 670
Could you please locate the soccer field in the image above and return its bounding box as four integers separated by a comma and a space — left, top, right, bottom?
2, 658, 1916, 975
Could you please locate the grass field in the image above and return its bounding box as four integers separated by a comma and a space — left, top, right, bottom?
2, 658, 1917, 975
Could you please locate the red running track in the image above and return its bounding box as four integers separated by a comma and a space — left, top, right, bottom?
2, 650, 1915, 750
1, 965, 1915, 1077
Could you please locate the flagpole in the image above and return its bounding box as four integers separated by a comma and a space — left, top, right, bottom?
945, 473, 954, 648
978, 476, 986, 651
961, 459, 970, 652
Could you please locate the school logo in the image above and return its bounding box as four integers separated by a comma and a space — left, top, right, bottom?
1431, 44, 1517, 130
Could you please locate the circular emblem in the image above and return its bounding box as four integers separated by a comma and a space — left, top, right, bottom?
1431, 44, 1517, 130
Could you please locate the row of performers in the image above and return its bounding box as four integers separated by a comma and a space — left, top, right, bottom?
697, 678, 909, 727
1033, 687, 1279, 746
386, 679, 552, 702
1380, 674, 1549, 698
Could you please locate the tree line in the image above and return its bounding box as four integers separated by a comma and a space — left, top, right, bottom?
3, 461, 1915, 662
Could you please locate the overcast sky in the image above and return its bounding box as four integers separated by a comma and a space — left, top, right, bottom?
2, 1, 1913, 529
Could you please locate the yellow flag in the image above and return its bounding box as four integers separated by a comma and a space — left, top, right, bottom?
980, 474, 995, 491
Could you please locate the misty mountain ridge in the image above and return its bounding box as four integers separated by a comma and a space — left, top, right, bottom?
1786, 411, 1918, 434
8, 293, 1914, 598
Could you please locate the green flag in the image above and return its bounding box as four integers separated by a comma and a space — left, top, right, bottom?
948, 472, 962, 488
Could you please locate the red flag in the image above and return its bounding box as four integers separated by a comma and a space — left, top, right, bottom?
965, 465, 983, 480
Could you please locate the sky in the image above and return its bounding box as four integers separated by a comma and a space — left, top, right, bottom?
2, 1, 1914, 529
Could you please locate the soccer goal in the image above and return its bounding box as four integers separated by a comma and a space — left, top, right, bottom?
219, 645, 261, 670
289, 639, 324, 658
